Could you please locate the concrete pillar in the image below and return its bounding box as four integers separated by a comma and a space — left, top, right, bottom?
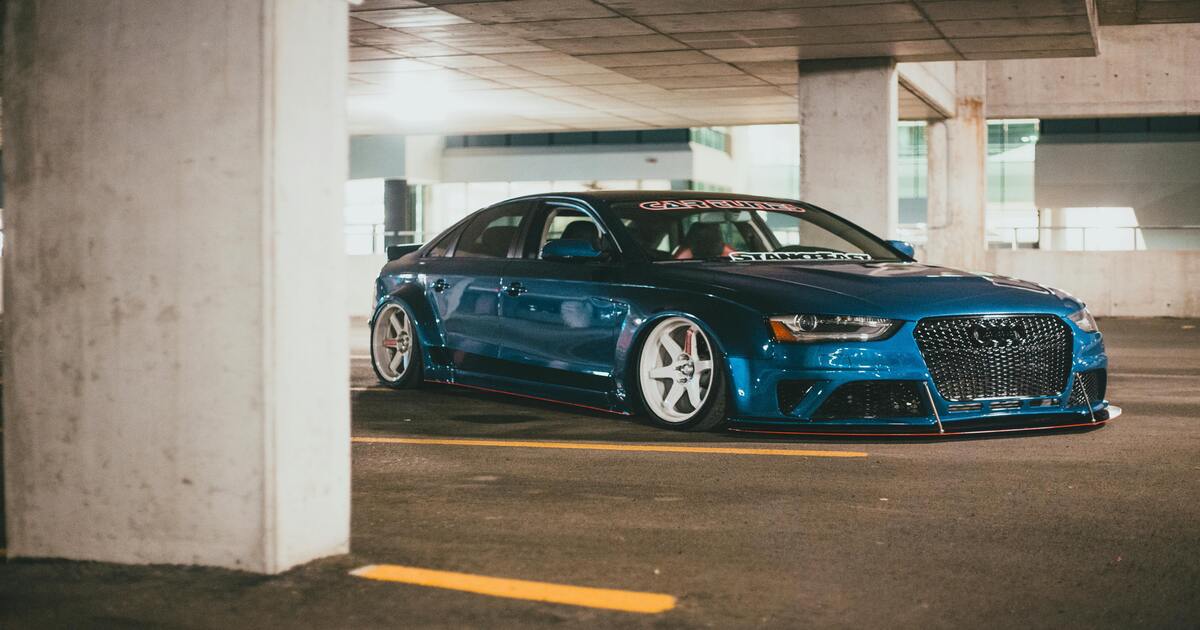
798, 58, 898, 238
384, 179, 414, 246
2, 1, 350, 573
1041, 207, 1071, 250
924, 62, 988, 270
926, 119, 949, 249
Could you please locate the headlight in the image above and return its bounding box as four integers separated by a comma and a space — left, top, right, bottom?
769, 314, 899, 342
1068, 307, 1099, 333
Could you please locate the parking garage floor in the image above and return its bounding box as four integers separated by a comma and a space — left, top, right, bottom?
1, 318, 1198, 628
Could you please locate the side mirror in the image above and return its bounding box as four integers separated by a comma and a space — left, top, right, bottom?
540, 238, 605, 262
887, 239, 916, 260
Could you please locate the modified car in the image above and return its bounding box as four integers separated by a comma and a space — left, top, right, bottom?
370, 191, 1119, 436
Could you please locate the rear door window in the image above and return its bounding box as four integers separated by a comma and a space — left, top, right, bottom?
526, 204, 605, 258
453, 201, 531, 258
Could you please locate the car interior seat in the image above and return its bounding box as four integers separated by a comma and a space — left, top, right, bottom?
478, 225, 518, 257
679, 222, 728, 259
559, 220, 601, 249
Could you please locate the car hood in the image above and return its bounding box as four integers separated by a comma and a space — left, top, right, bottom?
656, 261, 1083, 320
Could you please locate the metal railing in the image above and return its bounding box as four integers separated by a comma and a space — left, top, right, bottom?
896, 224, 928, 246
345, 224, 426, 255
986, 226, 1200, 251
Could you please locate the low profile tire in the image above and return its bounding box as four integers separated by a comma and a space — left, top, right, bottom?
636, 316, 728, 431
371, 302, 423, 389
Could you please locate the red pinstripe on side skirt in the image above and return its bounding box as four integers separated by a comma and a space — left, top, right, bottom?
728, 420, 1107, 438
425, 380, 631, 416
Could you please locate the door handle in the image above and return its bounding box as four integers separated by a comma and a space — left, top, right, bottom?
432, 278, 452, 292
505, 282, 527, 297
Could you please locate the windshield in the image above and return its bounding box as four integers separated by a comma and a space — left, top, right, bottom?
611, 199, 903, 262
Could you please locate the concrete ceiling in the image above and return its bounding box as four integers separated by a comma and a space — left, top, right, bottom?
349, 0, 1108, 134
1097, 0, 1200, 24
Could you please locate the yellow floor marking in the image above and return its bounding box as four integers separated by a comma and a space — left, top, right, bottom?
352, 436, 866, 458
350, 564, 677, 614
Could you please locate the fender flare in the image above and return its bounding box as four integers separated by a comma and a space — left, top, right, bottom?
618, 309, 740, 416
372, 282, 444, 372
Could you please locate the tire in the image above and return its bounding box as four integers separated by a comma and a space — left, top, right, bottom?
635, 316, 728, 431
371, 302, 423, 389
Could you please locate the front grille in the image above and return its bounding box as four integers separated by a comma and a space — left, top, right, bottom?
1068, 369, 1107, 407
913, 315, 1073, 402
812, 381, 927, 420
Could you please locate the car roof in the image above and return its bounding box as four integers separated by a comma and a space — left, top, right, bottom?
495, 190, 809, 206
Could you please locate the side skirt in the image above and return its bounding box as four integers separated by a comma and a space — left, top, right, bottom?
425, 379, 631, 416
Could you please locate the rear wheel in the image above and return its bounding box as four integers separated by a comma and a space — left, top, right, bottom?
371, 302, 422, 389
636, 317, 727, 431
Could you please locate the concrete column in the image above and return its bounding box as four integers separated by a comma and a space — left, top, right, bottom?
798, 58, 898, 238
923, 62, 988, 270
3, 1, 350, 573
926, 119, 949, 249
1041, 207, 1071, 250
384, 179, 414, 246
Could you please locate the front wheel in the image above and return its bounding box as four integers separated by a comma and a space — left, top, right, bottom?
636, 316, 727, 431
371, 302, 423, 389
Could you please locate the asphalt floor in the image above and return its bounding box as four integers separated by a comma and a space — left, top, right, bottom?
1, 318, 1198, 628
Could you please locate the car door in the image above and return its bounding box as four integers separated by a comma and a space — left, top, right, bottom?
423, 200, 532, 377
497, 199, 628, 400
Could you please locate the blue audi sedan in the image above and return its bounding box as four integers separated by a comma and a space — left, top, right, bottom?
370, 192, 1117, 436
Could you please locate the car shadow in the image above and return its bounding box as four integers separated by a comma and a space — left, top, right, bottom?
352, 383, 1110, 445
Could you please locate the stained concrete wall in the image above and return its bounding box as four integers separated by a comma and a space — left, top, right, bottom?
987, 250, 1200, 317
987, 24, 1200, 119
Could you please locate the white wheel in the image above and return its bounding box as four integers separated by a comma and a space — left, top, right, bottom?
638, 317, 719, 425
372, 303, 416, 385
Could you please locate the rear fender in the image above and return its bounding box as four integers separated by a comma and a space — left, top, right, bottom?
373, 280, 446, 376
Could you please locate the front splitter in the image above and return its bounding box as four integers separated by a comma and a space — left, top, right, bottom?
729, 406, 1122, 438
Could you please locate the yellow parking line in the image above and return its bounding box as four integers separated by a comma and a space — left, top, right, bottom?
352, 436, 866, 458
350, 564, 677, 614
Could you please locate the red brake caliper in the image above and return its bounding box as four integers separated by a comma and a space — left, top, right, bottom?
382, 338, 398, 349
683, 327, 695, 356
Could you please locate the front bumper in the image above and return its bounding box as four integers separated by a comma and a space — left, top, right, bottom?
725, 319, 1113, 433
731, 406, 1121, 437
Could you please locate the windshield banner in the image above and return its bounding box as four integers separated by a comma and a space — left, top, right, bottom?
729, 251, 872, 262
639, 199, 805, 212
